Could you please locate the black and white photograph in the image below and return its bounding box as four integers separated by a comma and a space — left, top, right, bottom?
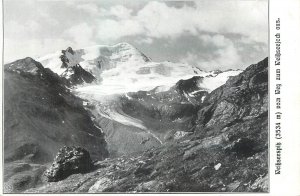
1, 0, 274, 193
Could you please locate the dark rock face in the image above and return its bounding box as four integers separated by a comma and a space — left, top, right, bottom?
5, 57, 71, 88
59, 47, 96, 85
140, 51, 151, 62
4, 57, 108, 164
44, 146, 93, 182
196, 57, 268, 129
175, 76, 203, 94
173, 76, 209, 105
61, 64, 96, 85
5, 57, 44, 73
60, 47, 75, 68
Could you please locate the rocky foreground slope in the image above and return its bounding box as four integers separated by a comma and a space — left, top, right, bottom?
22, 57, 268, 193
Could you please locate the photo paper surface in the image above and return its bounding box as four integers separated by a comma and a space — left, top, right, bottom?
1, 0, 299, 195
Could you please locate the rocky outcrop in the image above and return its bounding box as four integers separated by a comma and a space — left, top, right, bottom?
59, 47, 96, 85
61, 64, 95, 85
5, 57, 44, 73
60, 47, 76, 68
196, 57, 268, 130
44, 146, 94, 182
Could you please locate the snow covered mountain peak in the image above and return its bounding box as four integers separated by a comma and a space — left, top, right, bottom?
37, 42, 150, 75
36, 43, 242, 97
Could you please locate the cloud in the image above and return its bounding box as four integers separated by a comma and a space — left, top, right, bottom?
181, 47, 241, 71
88, 1, 267, 43
109, 5, 133, 19
73, 3, 133, 19
96, 19, 144, 42
67, 1, 267, 44
199, 34, 230, 47
5, 21, 40, 39
75, 3, 99, 15
135, 37, 153, 45
63, 23, 96, 47
181, 34, 242, 70
180, 52, 199, 66
4, 37, 74, 63
193, 1, 268, 43
135, 2, 198, 39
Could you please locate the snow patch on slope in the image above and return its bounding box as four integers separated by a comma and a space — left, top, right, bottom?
198, 70, 242, 92
37, 51, 64, 74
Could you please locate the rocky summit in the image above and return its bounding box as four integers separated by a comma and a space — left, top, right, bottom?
3, 42, 268, 193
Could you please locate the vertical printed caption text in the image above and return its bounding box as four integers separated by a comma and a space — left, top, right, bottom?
274, 18, 282, 175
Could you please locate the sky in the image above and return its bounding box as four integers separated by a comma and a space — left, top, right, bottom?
4, 0, 268, 71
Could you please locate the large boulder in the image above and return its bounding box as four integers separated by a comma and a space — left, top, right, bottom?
44, 146, 94, 182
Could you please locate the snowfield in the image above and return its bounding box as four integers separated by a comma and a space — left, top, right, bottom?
38, 42, 241, 97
